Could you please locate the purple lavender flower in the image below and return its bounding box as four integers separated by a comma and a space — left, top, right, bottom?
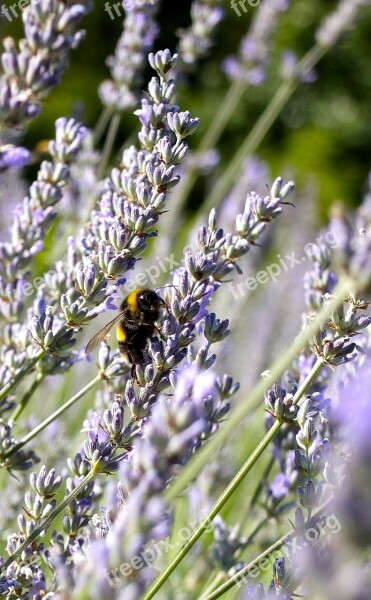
99, 0, 160, 111
0, 145, 30, 171
281, 51, 317, 83
316, 0, 371, 49
0, 0, 91, 129
177, 0, 225, 70
269, 473, 290, 500
223, 0, 290, 85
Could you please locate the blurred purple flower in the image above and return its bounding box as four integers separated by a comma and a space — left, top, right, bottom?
269, 473, 290, 500
0, 146, 30, 171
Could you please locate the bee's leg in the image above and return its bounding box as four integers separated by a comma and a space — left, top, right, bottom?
131, 363, 139, 384
153, 323, 166, 342
138, 321, 166, 342
129, 348, 145, 386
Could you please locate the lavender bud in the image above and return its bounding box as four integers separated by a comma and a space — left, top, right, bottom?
148, 49, 178, 75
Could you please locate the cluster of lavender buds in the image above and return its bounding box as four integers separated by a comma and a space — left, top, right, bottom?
51, 367, 219, 597
0, 118, 87, 412
177, 0, 224, 69
1, 1, 371, 599
0, 0, 91, 130
223, 0, 290, 85
99, 0, 160, 112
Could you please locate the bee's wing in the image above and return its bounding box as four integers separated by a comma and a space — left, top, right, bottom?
85, 311, 126, 354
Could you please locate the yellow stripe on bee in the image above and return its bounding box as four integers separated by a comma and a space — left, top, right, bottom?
116, 322, 126, 342
126, 289, 143, 313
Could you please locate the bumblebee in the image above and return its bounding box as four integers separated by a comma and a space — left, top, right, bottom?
86, 288, 164, 366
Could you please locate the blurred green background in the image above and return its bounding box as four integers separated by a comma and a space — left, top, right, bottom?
2, 0, 371, 220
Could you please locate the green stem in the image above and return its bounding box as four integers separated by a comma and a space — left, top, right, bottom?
97, 112, 121, 181
0, 465, 98, 574
200, 573, 226, 599
200, 44, 326, 217
143, 421, 282, 600
143, 358, 324, 600
93, 106, 112, 145
166, 277, 351, 504
10, 372, 46, 422
199, 79, 247, 154
3, 375, 101, 460
172, 79, 247, 218
0, 348, 46, 404
206, 531, 290, 600
206, 497, 334, 600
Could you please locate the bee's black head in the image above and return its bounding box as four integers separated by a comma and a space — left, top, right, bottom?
121, 288, 166, 323
138, 289, 162, 319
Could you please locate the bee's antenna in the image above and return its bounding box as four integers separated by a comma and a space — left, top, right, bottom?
155, 284, 178, 292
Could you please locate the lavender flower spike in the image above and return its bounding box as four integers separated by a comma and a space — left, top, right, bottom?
99, 0, 160, 112
0, 0, 91, 130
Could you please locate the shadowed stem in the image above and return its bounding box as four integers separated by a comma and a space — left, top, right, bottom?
205, 497, 334, 600
0, 348, 46, 404
10, 372, 46, 422
97, 112, 121, 181
0, 465, 99, 574
3, 374, 101, 460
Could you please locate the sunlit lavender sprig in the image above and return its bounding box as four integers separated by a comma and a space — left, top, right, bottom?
0, 50, 199, 413
1, 465, 62, 597
119, 177, 294, 420
52, 367, 218, 598
262, 233, 368, 508
316, 0, 371, 49
223, 0, 290, 85
89, 50, 198, 280
233, 402, 338, 598
177, 0, 224, 70
99, 0, 160, 112
250, 218, 371, 597
47, 48, 199, 344
0, 0, 91, 132
0, 118, 87, 405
